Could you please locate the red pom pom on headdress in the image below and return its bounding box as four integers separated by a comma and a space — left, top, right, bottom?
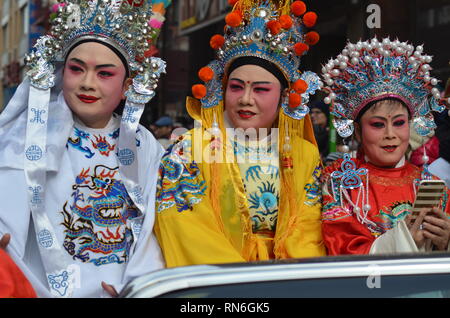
225, 12, 242, 27
294, 42, 309, 56
305, 31, 320, 46
192, 84, 207, 99
291, 1, 307, 16
267, 20, 282, 35
279, 15, 293, 29
292, 79, 308, 94
303, 12, 318, 28
289, 93, 302, 108
210, 34, 225, 49
198, 67, 214, 82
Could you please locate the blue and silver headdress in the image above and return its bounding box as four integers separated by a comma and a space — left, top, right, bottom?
191, 0, 322, 120
321, 37, 448, 138
26, 0, 166, 100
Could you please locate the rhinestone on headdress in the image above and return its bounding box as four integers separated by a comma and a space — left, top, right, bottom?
321, 37, 448, 137
191, 0, 323, 120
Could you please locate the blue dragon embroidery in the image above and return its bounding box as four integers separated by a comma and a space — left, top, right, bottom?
67, 128, 95, 158
61, 164, 139, 265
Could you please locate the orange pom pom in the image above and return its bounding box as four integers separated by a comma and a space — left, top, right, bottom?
279, 15, 293, 29
210, 34, 225, 49
289, 93, 302, 108
303, 12, 318, 28
225, 12, 242, 27
291, 1, 307, 16
234, 10, 243, 18
305, 31, 320, 46
267, 20, 282, 35
294, 42, 309, 56
228, 0, 239, 5
198, 67, 214, 82
292, 79, 308, 94
192, 84, 207, 99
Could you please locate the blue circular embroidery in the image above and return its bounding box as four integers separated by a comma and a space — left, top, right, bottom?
26, 145, 43, 161
118, 148, 135, 166
132, 221, 142, 237
37, 229, 53, 248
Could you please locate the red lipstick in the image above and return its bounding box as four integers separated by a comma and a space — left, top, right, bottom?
77, 94, 100, 103
238, 110, 256, 119
382, 145, 397, 152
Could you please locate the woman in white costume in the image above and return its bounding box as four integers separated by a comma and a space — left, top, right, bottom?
0, 0, 168, 297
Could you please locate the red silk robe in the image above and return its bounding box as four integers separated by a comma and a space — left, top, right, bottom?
321, 158, 450, 255
0, 249, 36, 298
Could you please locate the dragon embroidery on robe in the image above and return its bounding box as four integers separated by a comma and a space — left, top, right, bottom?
61, 164, 139, 266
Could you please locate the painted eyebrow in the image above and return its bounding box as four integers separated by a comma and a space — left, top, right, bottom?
68, 57, 117, 69
229, 78, 274, 85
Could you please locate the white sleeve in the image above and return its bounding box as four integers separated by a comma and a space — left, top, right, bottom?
369, 220, 420, 254
119, 127, 165, 292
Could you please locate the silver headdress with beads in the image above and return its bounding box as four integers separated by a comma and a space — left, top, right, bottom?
25, 0, 166, 101
321, 37, 448, 138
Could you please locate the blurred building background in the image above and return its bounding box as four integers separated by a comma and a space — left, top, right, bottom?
0, 0, 54, 111
1, 0, 449, 127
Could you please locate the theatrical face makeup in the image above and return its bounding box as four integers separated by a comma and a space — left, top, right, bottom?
63, 41, 128, 129
224, 64, 282, 133
357, 99, 410, 168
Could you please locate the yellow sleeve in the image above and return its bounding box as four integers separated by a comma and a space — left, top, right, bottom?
155, 197, 245, 268
154, 139, 245, 268
284, 143, 326, 258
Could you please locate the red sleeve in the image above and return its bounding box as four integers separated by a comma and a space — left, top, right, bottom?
0, 250, 36, 298
321, 160, 375, 256
322, 212, 375, 255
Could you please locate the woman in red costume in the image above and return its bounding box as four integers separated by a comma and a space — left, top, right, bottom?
320, 38, 450, 255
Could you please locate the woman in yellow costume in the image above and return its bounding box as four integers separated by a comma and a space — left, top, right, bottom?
155, 0, 326, 267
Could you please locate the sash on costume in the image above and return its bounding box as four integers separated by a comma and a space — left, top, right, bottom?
120, 57, 166, 237
25, 85, 77, 298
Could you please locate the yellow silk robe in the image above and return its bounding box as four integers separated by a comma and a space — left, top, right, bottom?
154, 127, 325, 267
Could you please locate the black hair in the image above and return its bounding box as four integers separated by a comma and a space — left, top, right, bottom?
355, 97, 411, 124
64, 39, 130, 78
226, 56, 288, 90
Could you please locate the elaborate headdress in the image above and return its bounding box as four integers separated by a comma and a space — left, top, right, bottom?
0, 0, 169, 297
190, 0, 322, 120
26, 0, 166, 101
321, 37, 449, 138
